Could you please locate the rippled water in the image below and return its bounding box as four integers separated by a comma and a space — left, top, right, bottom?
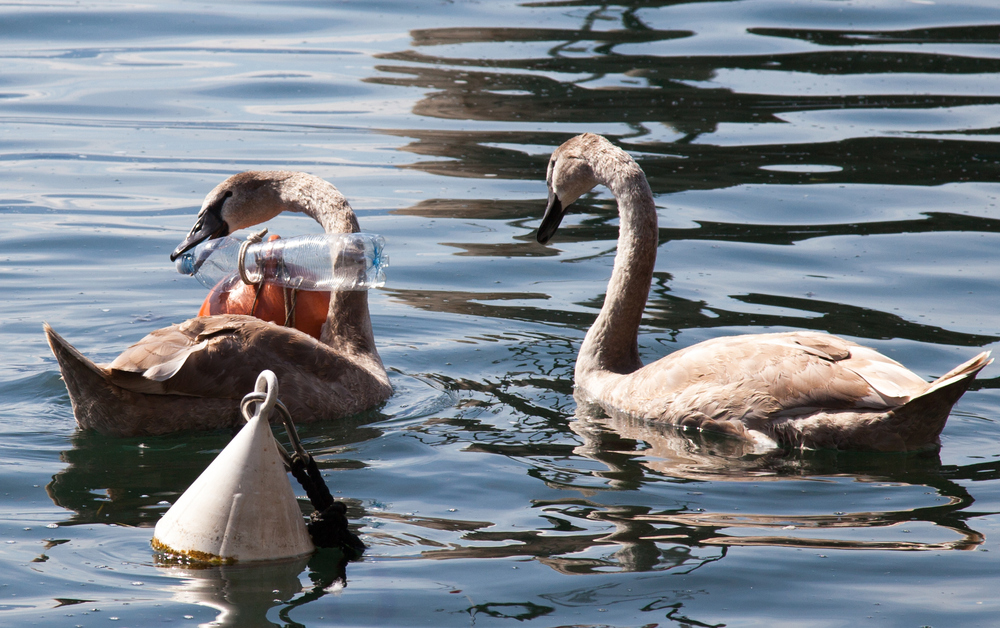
3, 0, 1000, 625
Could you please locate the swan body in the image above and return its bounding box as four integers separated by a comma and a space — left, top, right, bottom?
46, 171, 391, 436
537, 133, 991, 452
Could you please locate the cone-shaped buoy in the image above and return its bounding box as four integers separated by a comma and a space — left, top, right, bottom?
152, 371, 315, 563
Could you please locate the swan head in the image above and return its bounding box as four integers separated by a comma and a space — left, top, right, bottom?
536, 134, 604, 244
170, 171, 305, 261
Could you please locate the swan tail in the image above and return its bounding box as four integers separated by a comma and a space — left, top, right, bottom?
44, 323, 129, 434
45, 323, 253, 436
889, 351, 992, 450
924, 351, 993, 396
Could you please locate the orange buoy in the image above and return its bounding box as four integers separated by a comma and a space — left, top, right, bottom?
198, 235, 331, 340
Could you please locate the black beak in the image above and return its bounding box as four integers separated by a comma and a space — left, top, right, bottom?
536, 190, 565, 244
170, 206, 229, 261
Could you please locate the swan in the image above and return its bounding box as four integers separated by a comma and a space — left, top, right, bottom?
537, 133, 991, 452
45, 171, 391, 436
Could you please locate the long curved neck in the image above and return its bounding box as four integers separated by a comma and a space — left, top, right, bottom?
277, 172, 361, 235
577, 157, 657, 380
276, 174, 379, 360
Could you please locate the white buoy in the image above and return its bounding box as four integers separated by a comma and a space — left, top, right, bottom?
152, 371, 315, 563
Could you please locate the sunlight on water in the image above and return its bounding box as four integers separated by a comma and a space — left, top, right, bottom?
1, 0, 1000, 626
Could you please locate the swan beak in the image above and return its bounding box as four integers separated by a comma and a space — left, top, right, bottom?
170, 209, 229, 261
537, 190, 565, 244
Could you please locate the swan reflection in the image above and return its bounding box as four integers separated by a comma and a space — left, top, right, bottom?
569, 400, 985, 553
45, 413, 382, 527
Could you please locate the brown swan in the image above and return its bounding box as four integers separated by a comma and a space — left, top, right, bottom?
45, 171, 391, 436
536, 133, 991, 452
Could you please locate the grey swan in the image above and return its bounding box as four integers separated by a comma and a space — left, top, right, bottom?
536, 133, 991, 452
45, 171, 392, 436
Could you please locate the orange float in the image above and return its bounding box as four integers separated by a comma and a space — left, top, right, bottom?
198, 235, 331, 340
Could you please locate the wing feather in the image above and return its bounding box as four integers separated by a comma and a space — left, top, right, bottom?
599, 331, 934, 429
105, 314, 355, 400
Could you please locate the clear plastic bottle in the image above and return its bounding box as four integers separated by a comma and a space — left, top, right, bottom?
175, 232, 388, 291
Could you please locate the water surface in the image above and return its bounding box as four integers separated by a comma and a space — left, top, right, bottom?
2, 0, 1000, 626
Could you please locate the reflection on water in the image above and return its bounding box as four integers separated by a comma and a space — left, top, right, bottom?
418, 499, 726, 575
6, 0, 1000, 625
382, 400, 994, 577
567, 404, 986, 552
161, 557, 310, 628
644, 283, 1000, 347
159, 552, 349, 628
46, 431, 226, 528
372, 11, 1000, 189
46, 409, 386, 527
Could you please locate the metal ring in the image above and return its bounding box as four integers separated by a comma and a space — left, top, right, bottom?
238, 394, 297, 468
237, 228, 268, 285
239, 393, 293, 426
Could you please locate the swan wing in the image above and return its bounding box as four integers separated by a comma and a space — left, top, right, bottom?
609, 332, 930, 428
106, 314, 351, 398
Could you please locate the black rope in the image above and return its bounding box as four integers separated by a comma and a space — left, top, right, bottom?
286, 453, 366, 560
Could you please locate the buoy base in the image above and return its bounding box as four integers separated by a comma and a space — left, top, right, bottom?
152, 536, 239, 566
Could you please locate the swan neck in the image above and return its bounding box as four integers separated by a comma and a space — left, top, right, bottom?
277, 173, 360, 235
577, 162, 657, 379
277, 174, 377, 358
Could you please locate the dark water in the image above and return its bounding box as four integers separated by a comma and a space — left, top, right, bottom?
3, 0, 1000, 625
